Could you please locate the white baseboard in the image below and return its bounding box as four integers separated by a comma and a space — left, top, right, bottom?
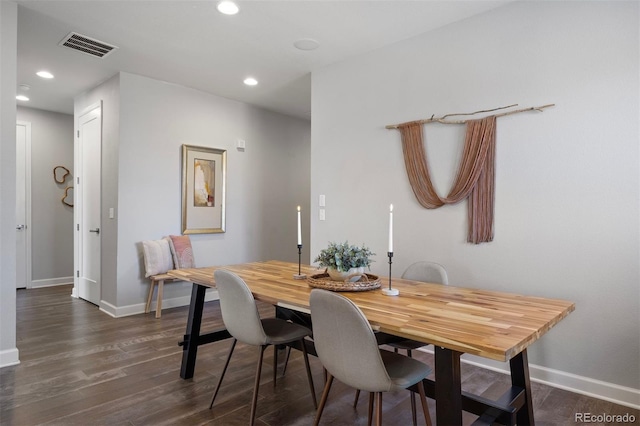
99, 289, 220, 318
0, 348, 20, 369
98, 301, 118, 318
527, 363, 640, 410
417, 348, 640, 410
30, 276, 73, 288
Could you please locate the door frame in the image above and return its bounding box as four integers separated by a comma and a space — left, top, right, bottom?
72, 101, 102, 301
16, 120, 32, 289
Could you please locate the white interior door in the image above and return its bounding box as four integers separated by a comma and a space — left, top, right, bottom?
16, 121, 31, 289
77, 104, 102, 305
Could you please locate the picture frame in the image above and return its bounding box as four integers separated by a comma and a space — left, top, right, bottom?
181, 144, 227, 234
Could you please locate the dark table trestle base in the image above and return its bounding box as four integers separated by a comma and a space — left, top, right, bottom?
179, 282, 536, 425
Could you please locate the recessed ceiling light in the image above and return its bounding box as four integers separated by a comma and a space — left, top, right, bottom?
36, 70, 54, 79
16, 95, 30, 101
217, 1, 239, 15
293, 39, 320, 51
243, 77, 258, 86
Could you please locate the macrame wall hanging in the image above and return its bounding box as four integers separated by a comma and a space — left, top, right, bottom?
386, 103, 554, 244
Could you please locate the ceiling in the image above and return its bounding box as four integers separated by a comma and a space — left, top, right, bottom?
15, 1, 513, 120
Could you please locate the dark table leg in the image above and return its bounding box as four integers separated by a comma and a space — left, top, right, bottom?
435, 346, 463, 426
510, 349, 535, 425
275, 306, 313, 328
180, 283, 207, 379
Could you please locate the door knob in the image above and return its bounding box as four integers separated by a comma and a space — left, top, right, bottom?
89, 228, 100, 234
16, 225, 25, 230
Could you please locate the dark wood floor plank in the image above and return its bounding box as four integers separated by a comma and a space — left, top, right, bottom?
1, 285, 637, 426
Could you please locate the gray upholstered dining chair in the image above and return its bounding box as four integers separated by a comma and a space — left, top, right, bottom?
354, 261, 447, 425
401, 261, 448, 286
209, 270, 317, 426
390, 261, 449, 355
394, 261, 448, 423
310, 289, 432, 426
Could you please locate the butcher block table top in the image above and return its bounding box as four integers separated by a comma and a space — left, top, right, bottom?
168, 260, 574, 362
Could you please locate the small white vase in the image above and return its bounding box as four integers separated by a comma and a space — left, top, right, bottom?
327, 267, 365, 281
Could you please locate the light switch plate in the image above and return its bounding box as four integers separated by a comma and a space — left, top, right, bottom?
319, 209, 326, 221
319, 194, 326, 207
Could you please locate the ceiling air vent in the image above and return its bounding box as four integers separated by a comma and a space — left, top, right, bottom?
58, 32, 118, 59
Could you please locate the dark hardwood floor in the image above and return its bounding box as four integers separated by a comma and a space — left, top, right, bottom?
1, 285, 637, 425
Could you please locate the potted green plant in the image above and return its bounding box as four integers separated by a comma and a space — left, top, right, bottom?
314, 241, 375, 280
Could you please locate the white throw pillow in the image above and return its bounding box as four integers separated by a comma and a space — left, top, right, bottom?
142, 238, 174, 277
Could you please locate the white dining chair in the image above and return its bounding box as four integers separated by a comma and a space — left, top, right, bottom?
310, 289, 432, 426
354, 261, 447, 425
391, 261, 449, 355
209, 270, 317, 426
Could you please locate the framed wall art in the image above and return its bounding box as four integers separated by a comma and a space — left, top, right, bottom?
181, 144, 227, 234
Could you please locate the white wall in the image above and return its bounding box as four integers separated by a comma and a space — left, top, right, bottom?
311, 0, 639, 400
75, 72, 311, 312
16, 107, 74, 285
0, 1, 19, 368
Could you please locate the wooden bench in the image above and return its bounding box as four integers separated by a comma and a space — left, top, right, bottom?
145, 273, 179, 318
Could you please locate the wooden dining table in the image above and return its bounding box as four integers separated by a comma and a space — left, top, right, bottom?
168, 260, 574, 426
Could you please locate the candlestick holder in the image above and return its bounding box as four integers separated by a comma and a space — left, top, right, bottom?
382, 252, 399, 296
293, 244, 306, 280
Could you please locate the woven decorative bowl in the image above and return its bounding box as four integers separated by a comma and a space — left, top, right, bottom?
307, 271, 381, 292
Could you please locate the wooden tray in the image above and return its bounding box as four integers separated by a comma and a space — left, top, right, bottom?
307, 272, 381, 292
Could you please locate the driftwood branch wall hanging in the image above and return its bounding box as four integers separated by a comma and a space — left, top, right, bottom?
387, 103, 554, 244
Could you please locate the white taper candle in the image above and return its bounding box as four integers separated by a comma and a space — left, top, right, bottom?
388, 204, 393, 253
297, 206, 302, 245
